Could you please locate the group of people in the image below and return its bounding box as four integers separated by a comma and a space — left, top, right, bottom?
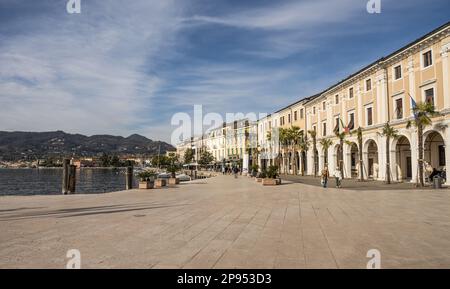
222, 166, 241, 178
320, 166, 343, 188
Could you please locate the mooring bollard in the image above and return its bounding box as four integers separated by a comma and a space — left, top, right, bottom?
68, 165, 76, 194
62, 159, 70, 195
126, 166, 133, 190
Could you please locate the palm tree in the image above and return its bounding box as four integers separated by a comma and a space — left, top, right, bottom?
356, 127, 364, 182
297, 131, 309, 176
278, 128, 289, 174
319, 138, 333, 169
406, 102, 439, 187
377, 122, 399, 184
308, 129, 318, 177
287, 126, 302, 175
335, 131, 346, 178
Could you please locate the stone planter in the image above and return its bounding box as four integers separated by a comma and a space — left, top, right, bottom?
256, 178, 263, 183
155, 179, 167, 188
262, 178, 280, 186
168, 177, 180, 185
139, 180, 154, 189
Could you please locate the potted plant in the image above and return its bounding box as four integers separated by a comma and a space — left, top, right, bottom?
262, 166, 281, 186
137, 171, 156, 189
155, 178, 167, 188
251, 164, 259, 178
256, 170, 266, 182
167, 156, 181, 185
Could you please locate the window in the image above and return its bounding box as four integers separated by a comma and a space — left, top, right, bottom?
313, 125, 317, 132
425, 88, 434, 105
423, 50, 433, 68
366, 79, 372, 91
323, 101, 326, 110
300, 109, 304, 119
394, 65, 402, 80
348, 112, 355, 130
395, 98, 403, 119
288, 114, 291, 123
313, 106, 316, 115
322, 122, 327, 136
335, 94, 339, 104
366, 107, 373, 126
294, 111, 297, 121
349, 87, 354, 99
439, 145, 446, 166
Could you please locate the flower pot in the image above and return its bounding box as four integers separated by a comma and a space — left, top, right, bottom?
139, 181, 154, 189
262, 178, 278, 186
155, 179, 167, 188
168, 177, 180, 185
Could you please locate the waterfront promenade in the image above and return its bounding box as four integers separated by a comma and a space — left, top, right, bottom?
1, 175, 450, 268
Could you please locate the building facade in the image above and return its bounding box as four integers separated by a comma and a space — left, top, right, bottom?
258, 22, 450, 185
177, 22, 450, 185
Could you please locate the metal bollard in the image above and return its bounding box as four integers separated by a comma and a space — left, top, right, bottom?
126, 166, 133, 190
62, 159, 70, 195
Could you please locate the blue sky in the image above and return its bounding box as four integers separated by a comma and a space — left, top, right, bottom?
0, 0, 449, 143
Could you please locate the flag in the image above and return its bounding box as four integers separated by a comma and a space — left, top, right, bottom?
345, 117, 354, 133
409, 92, 418, 119
333, 120, 340, 134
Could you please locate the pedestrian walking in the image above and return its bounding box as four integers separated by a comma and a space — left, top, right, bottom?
334, 167, 342, 188
321, 166, 329, 188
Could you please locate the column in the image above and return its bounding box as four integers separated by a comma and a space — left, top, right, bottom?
363, 151, 369, 179
307, 149, 314, 175
343, 142, 352, 179
410, 133, 418, 184
357, 83, 363, 127
377, 136, 387, 182
318, 145, 324, 172
408, 56, 415, 117
441, 43, 450, 110
376, 69, 388, 123
445, 126, 450, 186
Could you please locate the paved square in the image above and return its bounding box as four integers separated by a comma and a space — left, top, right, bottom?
1, 175, 450, 268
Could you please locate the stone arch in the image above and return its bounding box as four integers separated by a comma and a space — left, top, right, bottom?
363, 138, 379, 179
423, 129, 446, 182
392, 135, 412, 182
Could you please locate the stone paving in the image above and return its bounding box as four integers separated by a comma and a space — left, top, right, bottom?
1, 175, 450, 268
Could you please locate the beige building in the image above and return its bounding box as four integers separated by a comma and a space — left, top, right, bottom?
257, 21, 450, 185
176, 119, 258, 171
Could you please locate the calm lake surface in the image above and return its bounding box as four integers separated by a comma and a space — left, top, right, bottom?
0, 168, 138, 196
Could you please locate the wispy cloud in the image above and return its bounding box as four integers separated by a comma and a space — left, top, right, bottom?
0, 0, 448, 143
186, 0, 363, 30
0, 0, 184, 137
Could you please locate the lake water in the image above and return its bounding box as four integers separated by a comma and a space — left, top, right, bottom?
0, 168, 138, 196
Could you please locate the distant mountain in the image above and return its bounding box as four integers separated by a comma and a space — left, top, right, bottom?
0, 131, 175, 161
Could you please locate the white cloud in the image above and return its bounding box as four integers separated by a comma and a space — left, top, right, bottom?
187, 0, 363, 30
0, 0, 184, 137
